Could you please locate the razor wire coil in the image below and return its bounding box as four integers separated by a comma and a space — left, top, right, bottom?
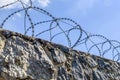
0, 0, 120, 62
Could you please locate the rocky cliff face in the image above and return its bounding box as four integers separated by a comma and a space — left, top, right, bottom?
0, 29, 120, 80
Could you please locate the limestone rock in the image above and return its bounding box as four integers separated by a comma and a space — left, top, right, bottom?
0, 29, 120, 80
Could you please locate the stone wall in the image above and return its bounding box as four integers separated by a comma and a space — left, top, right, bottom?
0, 29, 120, 80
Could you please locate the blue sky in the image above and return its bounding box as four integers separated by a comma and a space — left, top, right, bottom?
0, 0, 120, 40
47, 0, 120, 40
1, 0, 119, 40
0, 0, 120, 60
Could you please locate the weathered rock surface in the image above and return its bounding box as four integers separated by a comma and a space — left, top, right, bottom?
0, 29, 120, 80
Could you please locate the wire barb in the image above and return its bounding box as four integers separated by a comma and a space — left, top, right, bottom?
0, 0, 120, 62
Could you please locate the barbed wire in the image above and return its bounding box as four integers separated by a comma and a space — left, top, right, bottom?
0, 0, 120, 62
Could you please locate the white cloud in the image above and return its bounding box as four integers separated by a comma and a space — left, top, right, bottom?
38, 0, 50, 7
103, 0, 112, 7
12, 13, 21, 20
76, 0, 98, 13
0, 0, 18, 9
69, 0, 98, 15
16, 13, 21, 17
0, 0, 51, 9
69, 0, 112, 15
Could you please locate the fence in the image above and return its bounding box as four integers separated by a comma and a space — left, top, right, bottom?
0, 0, 120, 62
